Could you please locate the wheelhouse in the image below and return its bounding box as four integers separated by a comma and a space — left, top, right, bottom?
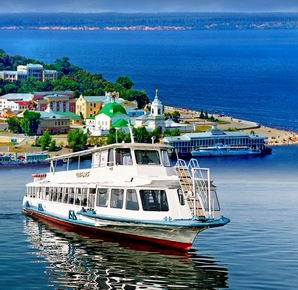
48, 143, 173, 172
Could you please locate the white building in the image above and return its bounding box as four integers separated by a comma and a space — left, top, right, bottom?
164, 119, 194, 132
0, 64, 57, 82
0, 98, 19, 112
163, 125, 268, 155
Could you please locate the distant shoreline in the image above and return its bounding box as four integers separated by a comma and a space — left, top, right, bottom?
2, 26, 298, 31
2, 12, 298, 31
0, 26, 193, 31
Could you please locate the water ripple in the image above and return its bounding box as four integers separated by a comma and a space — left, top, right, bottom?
21, 217, 229, 289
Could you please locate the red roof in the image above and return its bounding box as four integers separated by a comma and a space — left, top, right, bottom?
15, 101, 31, 106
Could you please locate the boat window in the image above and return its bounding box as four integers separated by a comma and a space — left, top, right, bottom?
49, 187, 54, 201
115, 148, 133, 165
41, 187, 45, 199
38, 187, 42, 199
177, 189, 185, 206
161, 149, 171, 167
88, 188, 96, 208
52, 188, 58, 202
81, 188, 88, 207
108, 149, 114, 166
140, 190, 169, 211
75, 188, 81, 205
126, 189, 139, 211
110, 189, 124, 209
58, 188, 63, 203
135, 150, 161, 165
46, 187, 50, 197
96, 188, 109, 207
69, 188, 75, 204
63, 189, 69, 203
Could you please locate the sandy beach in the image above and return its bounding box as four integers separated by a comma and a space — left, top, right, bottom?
165, 105, 298, 146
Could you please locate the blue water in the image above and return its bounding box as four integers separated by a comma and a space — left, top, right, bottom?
1, 145, 298, 289
0, 29, 298, 289
0, 29, 297, 131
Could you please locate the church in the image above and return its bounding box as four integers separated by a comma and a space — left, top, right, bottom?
86, 99, 130, 136
135, 89, 166, 132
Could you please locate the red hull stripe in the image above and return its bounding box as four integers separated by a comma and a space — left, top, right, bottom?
23, 209, 192, 251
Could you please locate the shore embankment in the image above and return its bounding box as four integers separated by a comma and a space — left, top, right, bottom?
1, 105, 298, 156
165, 106, 298, 146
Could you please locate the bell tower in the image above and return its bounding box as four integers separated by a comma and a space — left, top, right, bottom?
147, 89, 165, 132
151, 89, 164, 117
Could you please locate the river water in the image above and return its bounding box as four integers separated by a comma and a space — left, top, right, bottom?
0, 28, 298, 289
0, 29, 298, 131
1, 145, 297, 289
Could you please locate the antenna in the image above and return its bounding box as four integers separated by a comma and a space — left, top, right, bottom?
127, 122, 135, 143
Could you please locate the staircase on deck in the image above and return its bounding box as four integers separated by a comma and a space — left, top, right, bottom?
175, 159, 215, 218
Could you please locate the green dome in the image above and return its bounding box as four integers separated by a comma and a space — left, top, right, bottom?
100, 102, 127, 118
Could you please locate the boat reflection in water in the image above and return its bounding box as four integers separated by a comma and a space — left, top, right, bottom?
24, 216, 229, 289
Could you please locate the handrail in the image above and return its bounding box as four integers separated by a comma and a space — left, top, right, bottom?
175, 158, 217, 218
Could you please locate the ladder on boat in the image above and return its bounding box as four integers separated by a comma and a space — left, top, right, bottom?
175, 158, 217, 218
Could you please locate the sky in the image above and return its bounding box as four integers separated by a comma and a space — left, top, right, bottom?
1, 0, 298, 13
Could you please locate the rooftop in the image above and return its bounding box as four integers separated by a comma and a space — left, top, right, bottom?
163, 130, 267, 142
1, 93, 34, 101
34, 91, 73, 96
48, 142, 172, 161
26, 63, 44, 69
14, 101, 31, 106
100, 101, 127, 118
82, 96, 107, 103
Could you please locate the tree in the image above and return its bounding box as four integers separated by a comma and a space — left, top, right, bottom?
48, 140, 56, 152
52, 76, 79, 91
53, 57, 74, 75
163, 128, 180, 137
39, 131, 52, 150
4, 82, 18, 94
172, 111, 181, 123
171, 128, 181, 136
107, 128, 130, 144
116, 76, 134, 90
152, 127, 162, 141
67, 129, 88, 152
200, 110, 205, 119
122, 90, 149, 109
21, 110, 40, 136
7, 116, 23, 133
133, 127, 152, 143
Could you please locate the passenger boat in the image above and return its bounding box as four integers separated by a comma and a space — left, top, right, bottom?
22, 141, 230, 251
191, 145, 262, 157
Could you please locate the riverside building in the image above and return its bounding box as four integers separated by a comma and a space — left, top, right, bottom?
163, 125, 269, 156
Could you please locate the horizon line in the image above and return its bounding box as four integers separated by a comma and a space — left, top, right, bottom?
1, 11, 298, 15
